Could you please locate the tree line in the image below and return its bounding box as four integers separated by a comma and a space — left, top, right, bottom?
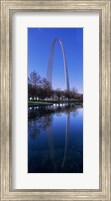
28, 71, 83, 101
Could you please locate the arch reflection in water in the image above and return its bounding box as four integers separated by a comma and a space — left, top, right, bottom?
28, 104, 83, 173
47, 113, 70, 172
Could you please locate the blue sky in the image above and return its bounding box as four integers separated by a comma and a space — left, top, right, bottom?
28, 28, 83, 93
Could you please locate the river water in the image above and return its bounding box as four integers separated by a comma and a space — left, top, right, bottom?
28, 104, 83, 173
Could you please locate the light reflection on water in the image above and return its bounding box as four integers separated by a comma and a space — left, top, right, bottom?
28, 104, 83, 173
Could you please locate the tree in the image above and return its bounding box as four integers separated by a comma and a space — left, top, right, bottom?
40, 78, 52, 99
71, 87, 77, 93
41, 78, 52, 89
28, 71, 81, 102
28, 83, 37, 100
29, 71, 41, 86
55, 88, 62, 101
64, 90, 71, 100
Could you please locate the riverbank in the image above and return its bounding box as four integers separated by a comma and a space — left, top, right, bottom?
28, 100, 83, 107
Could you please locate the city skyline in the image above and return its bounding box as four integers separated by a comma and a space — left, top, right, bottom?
28, 28, 83, 93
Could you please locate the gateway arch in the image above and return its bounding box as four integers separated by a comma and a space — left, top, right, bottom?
46, 38, 70, 91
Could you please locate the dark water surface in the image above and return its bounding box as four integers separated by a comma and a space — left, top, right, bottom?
28, 104, 83, 173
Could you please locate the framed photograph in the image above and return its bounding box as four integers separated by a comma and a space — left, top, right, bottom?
0, 0, 111, 200
28, 27, 83, 174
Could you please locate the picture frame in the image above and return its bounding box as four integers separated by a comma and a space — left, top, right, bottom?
0, 0, 110, 200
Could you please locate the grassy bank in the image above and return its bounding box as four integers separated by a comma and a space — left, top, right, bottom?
28, 99, 83, 107
28, 101, 53, 107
